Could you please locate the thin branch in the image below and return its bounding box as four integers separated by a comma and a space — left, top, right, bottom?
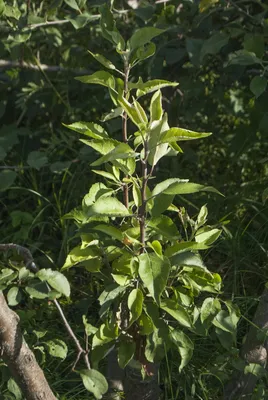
139, 141, 149, 253
0, 243, 38, 272
28, 19, 70, 30
122, 58, 130, 209
0, 59, 92, 75
0, 243, 90, 370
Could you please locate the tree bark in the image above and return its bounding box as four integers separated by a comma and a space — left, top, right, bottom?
0, 292, 57, 400
124, 364, 160, 400
224, 288, 268, 399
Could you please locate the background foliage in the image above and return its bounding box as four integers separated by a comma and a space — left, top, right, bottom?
0, 0, 268, 399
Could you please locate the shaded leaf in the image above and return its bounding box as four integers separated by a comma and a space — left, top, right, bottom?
27, 151, 48, 170
129, 27, 164, 51
250, 76, 267, 98
0, 170, 17, 191
170, 329, 194, 371
118, 340, 136, 368
128, 288, 143, 324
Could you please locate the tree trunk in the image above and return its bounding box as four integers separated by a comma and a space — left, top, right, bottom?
124, 363, 160, 400
0, 292, 57, 400
224, 288, 268, 399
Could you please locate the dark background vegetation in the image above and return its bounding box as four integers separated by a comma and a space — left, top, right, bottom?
0, 0, 268, 398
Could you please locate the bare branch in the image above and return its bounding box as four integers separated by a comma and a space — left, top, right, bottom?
0, 59, 92, 75
28, 19, 70, 30
0, 244, 91, 370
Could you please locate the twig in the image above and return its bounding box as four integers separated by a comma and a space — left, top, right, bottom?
0, 243, 38, 272
0, 243, 90, 370
0, 59, 92, 75
28, 20, 70, 30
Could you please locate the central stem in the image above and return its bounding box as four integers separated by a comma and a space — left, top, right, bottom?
139, 140, 148, 253
122, 58, 130, 209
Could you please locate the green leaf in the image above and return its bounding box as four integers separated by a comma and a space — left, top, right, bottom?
137, 313, 154, 335
128, 288, 143, 324
227, 50, 261, 66
37, 269, 70, 297
75, 71, 116, 89
138, 253, 170, 305
63, 121, 108, 139
147, 114, 170, 166
91, 143, 135, 167
152, 178, 222, 197
160, 127, 212, 143
151, 194, 174, 217
197, 205, 208, 227
25, 281, 49, 299
186, 38, 204, 66
88, 50, 116, 70
129, 79, 178, 97
130, 42, 156, 65
195, 228, 221, 245
160, 299, 192, 328
118, 340, 136, 368
199, 0, 219, 12
200, 33, 229, 62
200, 297, 221, 325
80, 369, 108, 399
86, 197, 130, 217
83, 316, 98, 336
99, 4, 125, 50
250, 76, 267, 98
7, 378, 22, 400
244, 363, 266, 378
145, 329, 169, 362
170, 329, 194, 371
93, 224, 123, 241
0, 0, 5, 16
7, 287, 22, 306
212, 310, 236, 334
150, 90, 163, 123
45, 339, 68, 359
27, 151, 48, 170
62, 245, 101, 271
92, 324, 117, 348
148, 240, 163, 257
129, 27, 164, 51
118, 96, 144, 127
92, 169, 119, 183
132, 183, 141, 207
0, 170, 16, 191
70, 14, 100, 29
64, 0, 80, 10
133, 98, 148, 125
243, 34, 265, 58
148, 215, 179, 239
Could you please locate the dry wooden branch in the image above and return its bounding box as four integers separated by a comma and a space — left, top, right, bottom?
0, 59, 92, 75
0, 292, 57, 400
0, 243, 91, 398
